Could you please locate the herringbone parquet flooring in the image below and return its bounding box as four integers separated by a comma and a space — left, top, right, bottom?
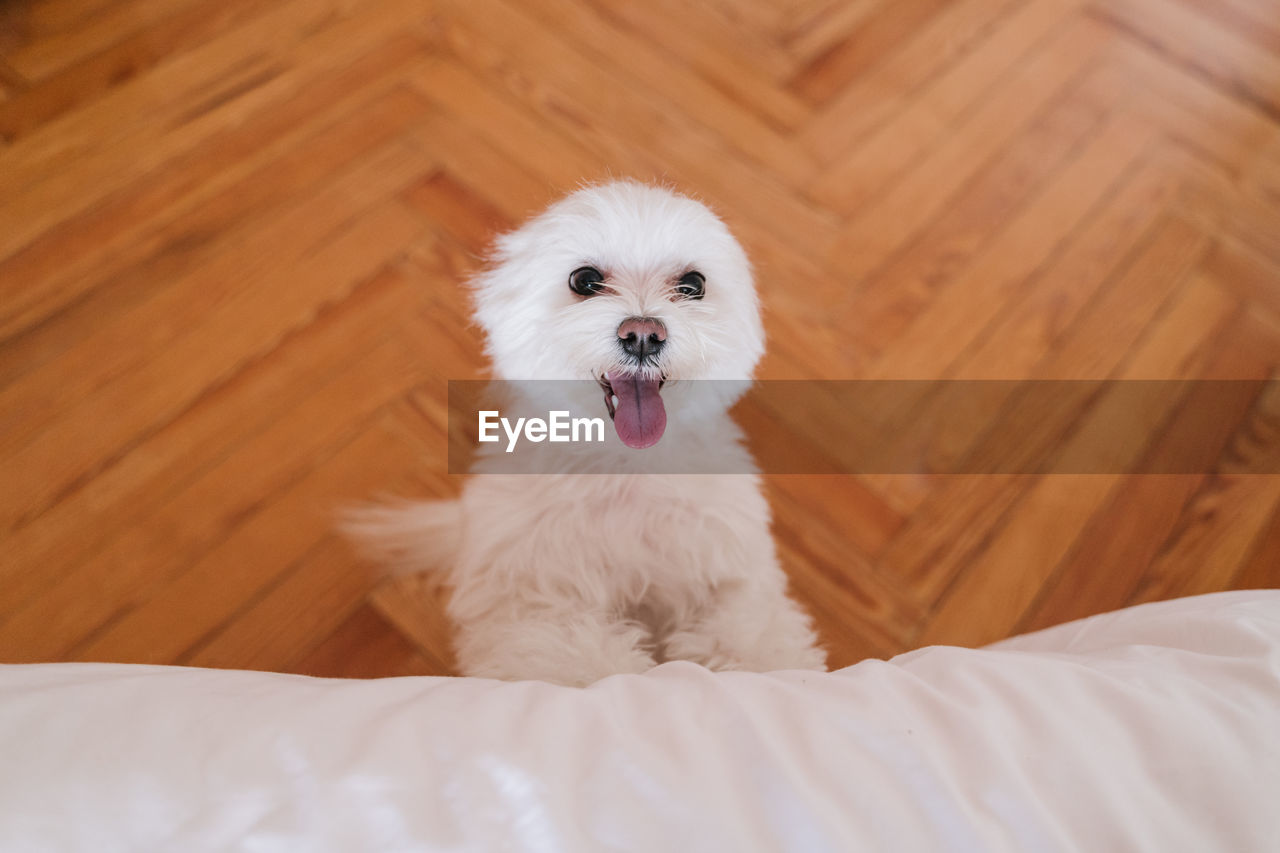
1, 0, 1278, 676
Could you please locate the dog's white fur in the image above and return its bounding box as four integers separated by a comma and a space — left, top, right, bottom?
350, 181, 825, 686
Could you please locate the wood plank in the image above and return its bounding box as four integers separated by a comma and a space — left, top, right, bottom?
1081, 24, 1280, 170
417, 2, 836, 254
767, 475, 904, 560
541, 0, 807, 129
789, 0, 953, 105
772, 491, 924, 656
0, 331, 430, 661
409, 58, 612, 193
0, 0, 273, 142
1172, 0, 1280, 57
405, 115, 559, 225
859, 143, 1185, 512
379, 389, 466, 507
1130, 474, 1280, 604
292, 603, 442, 679
396, 245, 489, 382
778, 0, 880, 64
401, 171, 515, 257
517, 0, 815, 179
819, 17, 1112, 304
866, 114, 1156, 377
915, 275, 1238, 647
0, 265, 429, 616
0, 57, 28, 101
436, 0, 815, 189
875, 214, 1212, 607
0, 186, 428, 531
0, 0, 326, 184
811, 16, 1109, 217
0, 82, 433, 351
369, 573, 459, 676
1021, 309, 1280, 632
841, 88, 1108, 367
1127, 370, 1280, 605
1248, 136, 1280, 199
801, 0, 1084, 164
776, 539, 909, 667
1089, 0, 1280, 121
66, 412, 430, 665
1228, 502, 1280, 592
185, 446, 455, 674
4, 0, 205, 81
1175, 166, 1280, 267
0, 0, 429, 257
0, 0, 103, 56
180, 535, 381, 672
0, 146, 430, 449
954, 145, 1191, 379
1199, 236, 1280, 323
1032, 217, 1211, 379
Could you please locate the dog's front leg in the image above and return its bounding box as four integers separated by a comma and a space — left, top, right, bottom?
452, 606, 657, 687
663, 579, 826, 673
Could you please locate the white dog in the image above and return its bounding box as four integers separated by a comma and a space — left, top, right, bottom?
350, 181, 825, 686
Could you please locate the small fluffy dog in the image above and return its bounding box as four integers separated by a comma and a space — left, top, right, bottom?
351, 181, 825, 686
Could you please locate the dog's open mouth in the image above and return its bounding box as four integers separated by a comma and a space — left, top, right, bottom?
599, 372, 666, 449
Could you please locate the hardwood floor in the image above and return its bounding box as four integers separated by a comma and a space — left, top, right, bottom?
1, 0, 1278, 676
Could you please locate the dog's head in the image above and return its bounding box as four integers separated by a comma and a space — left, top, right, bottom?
471, 181, 763, 448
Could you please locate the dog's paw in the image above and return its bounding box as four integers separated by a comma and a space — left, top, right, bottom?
663, 627, 826, 673
662, 629, 731, 670
456, 613, 658, 686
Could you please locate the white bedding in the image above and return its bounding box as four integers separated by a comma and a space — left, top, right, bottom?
2, 590, 1278, 852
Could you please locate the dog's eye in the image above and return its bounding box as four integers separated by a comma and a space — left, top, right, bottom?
675, 271, 705, 300
569, 266, 606, 296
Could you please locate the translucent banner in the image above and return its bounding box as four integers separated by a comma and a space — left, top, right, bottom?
447, 380, 1280, 475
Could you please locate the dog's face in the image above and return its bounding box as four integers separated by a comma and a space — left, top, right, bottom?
471, 182, 763, 448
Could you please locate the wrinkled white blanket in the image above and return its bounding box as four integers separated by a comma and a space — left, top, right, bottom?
2, 590, 1278, 852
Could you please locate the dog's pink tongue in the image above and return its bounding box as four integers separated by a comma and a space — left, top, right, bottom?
607, 371, 666, 449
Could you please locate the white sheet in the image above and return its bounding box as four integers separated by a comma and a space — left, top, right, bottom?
2, 590, 1278, 852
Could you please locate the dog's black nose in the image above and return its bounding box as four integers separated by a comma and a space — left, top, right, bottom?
617, 317, 667, 361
